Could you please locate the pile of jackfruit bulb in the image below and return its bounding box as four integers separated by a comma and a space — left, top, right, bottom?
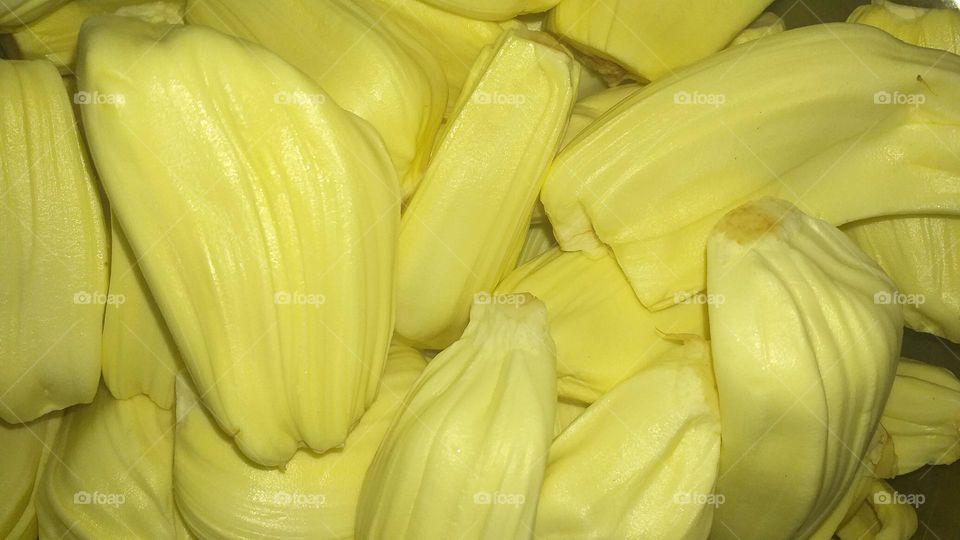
7, 0, 960, 538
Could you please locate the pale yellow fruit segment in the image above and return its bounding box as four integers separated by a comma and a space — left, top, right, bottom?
101, 218, 181, 409
418, 0, 559, 22
357, 297, 557, 539
542, 24, 960, 310
0, 59, 108, 423
35, 386, 175, 538
174, 344, 425, 540
849, 0, 960, 53
498, 248, 706, 403
0, 413, 60, 540
835, 479, 918, 540
536, 338, 720, 539
77, 17, 400, 467
559, 83, 642, 149
396, 30, 578, 349
185, 0, 446, 200
546, 0, 770, 82
9, 0, 184, 71
365, 0, 516, 114
0, 0, 70, 30
730, 12, 785, 46
880, 358, 960, 475
708, 199, 903, 540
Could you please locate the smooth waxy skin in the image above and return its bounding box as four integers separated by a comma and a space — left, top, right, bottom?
10, 0, 184, 71
0, 413, 60, 539
498, 248, 706, 403
708, 199, 903, 540
849, 0, 960, 53
396, 30, 578, 349
0, 59, 108, 423
36, 386, 176, 538
175, 345, 425, 540
77, 17, 400, 466
536, 339, 720, 539
185, 0, 445, 200
880, 358, 960, 475
547, 0, 770, 81
543, 24, 960, 310
418, 0, 559, 21
357, 298, 557, 539
101, 219, 181, 409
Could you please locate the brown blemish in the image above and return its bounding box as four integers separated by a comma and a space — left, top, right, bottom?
717, 204, 782, 245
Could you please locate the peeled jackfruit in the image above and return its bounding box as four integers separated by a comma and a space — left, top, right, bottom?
708, 198, 903, 539
185, 0, 446, 200
364, 0, 517, 114
835, 479, 919, 540
396, 29, 578, 349
730, 12, 785, 46
0, 413, 60, 540
9, 0, 184, 71
849, 0, 960, 53
880, 358, 960, 476
0, 59, 108, 423
357, 297, 556, 539
536, 337, 720, 539
35, 385, 176, 538
0, 0, 70, 30
543, 23, 960, 309
175, 344, 425, 539
101, 218, 181, 409
77, 16, 400, 466
559, 83, 642, 148
418, 0, 559, 22
497, 247, 706, 403
546, 0, 771, 82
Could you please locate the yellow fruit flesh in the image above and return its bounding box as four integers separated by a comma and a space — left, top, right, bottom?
848, 0, 960, 54
0, 412, 60, 540
77, 16, 400, 466
395, 29, 578, 349
0, 59, 107, 423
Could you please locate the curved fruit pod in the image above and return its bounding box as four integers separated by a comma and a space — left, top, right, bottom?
174, 344, 425, 539
35, 386, 176, 538
0, 59, 108, 423
357, 297, 556, 539
535, 337, 720, 539
77, 16, 400, 466
546, 0, 770, 82
396, 29, 578, 349
848, 0, 960, 53
101, 218, 181, 409
880, 358, 960, 475
185, 0, 446, 200
835, 479, 918, 540
707, 198, 903, 539
497, 248, 706, 403
543, 23, 960, 310
0, 413, 60, 539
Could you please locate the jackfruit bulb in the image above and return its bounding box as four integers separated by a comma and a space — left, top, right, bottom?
76, 16, 400, 467
848, 0, 960, 53
707, 198, 903, 539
